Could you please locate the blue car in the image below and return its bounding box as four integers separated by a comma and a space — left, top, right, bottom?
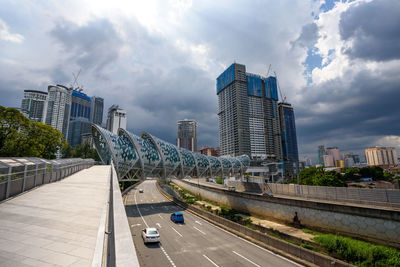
170, 212, 184, 223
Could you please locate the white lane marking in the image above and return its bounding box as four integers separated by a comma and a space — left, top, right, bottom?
182, 210, 303, 266
156, 223, 162, 228
134, 190, 149, 228
159, 243, 177, 267
232, 251, 261, 267
195, 220, 202, 225
193, 226, 206, 235
158, 214, 164, 220
203, 254, 220, 267
156, 181, 302, 267
171, 226, 183, 237
131, 224, 141, 227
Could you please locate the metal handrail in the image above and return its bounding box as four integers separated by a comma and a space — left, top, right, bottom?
0, 157, 95, 201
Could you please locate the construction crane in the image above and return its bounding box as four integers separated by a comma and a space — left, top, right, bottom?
266, 64, 271, 77
71, 69, 83, 91
274, 71, 286, 103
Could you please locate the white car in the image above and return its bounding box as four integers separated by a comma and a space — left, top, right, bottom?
142, 228, 160, 243
139, 189, 144, 193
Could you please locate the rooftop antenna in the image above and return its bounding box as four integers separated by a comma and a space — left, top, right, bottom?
274, 71, 286, 103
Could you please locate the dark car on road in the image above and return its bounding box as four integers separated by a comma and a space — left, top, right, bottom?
170, 212, 184, 223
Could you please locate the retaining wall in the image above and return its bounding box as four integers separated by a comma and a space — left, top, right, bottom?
174, 179, 400, 248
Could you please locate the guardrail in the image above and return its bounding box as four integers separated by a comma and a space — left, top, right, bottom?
228, 179, 400, 208
0, 157, 94, 201
96, 163, 139, 267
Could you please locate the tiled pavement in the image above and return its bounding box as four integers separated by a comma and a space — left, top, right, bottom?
0, 165, 110, 267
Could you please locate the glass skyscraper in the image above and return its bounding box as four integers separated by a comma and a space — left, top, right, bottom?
278, 102, 299, 177
177, 119, 197, 152
68, 117, 91, 147
91, 96, 104, 126
70, 90, 92, 121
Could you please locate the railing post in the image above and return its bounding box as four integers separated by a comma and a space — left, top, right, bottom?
22, 164, 27, 193
34, 162, 38, 186
5, 166, 12, 199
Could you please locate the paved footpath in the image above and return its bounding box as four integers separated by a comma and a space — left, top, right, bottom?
0, 165, 110, 267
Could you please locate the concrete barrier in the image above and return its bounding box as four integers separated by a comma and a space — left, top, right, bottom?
156, 181, 352, 267
110, 164, 140, 267
175, 179, 400, 248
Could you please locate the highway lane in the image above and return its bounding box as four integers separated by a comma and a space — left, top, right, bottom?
125, 179, 302, 267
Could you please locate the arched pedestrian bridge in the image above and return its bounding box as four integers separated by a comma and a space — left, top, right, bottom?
91, 125, 250, 181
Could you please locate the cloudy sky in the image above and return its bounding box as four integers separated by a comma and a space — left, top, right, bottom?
1, 0, 399, 161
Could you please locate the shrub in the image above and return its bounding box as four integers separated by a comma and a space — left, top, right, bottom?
300, 243, 315, 251
243, 218, 252, 224
313, 234, 400, 266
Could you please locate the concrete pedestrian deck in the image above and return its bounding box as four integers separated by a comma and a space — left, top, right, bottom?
0, 165, 110, 267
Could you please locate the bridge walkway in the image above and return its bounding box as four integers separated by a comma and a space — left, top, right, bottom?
0, 165, 109, 267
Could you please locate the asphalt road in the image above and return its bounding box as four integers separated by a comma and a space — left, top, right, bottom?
124, 179, 302, 267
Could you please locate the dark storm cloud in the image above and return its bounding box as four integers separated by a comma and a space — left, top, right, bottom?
339, 0, 400, 61
0, 79, 29, 108
124, 66, 218, 147
50, 19, 123, 72
296, 66, 400, 154
291, 23, 319, 48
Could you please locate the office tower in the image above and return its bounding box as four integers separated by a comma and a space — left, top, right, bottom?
67, 117, 91, 147
345, 152, 360, 164
91, 96, 104, 125
46, 85, 72, 138
70, 90, 92, 121
344, 156, 355, 167
106, 105, 127, 135
318, 145, 325, 166
20, 90, 48, 122
177, 119, 197, 152
323, 154, 335, 167
278, 102, 299, 176
365, 147, 399, 167
217, 63, 282, 159
326, 147, 341, 167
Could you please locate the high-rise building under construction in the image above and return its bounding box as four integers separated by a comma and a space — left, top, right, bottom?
216, 63, 282, 160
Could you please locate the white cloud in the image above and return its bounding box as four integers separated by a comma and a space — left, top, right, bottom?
0, 18, 24, 43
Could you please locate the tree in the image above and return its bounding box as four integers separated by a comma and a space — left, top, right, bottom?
359, 166, 384, 180
298, 167, 347, 187
61, 141, 73, 158
299, 167, 323, 185
71, 142, 100, 161
343, 167, 360, 181
0, 106, 64, 159
313, 171, 347, 187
